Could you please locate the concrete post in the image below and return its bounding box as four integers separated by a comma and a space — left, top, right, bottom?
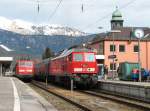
0, 64, 2, 77
138, 38, 141, 82
71, 78, 73, 92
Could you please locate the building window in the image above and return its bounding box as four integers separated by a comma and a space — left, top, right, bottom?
119, 45, 125, 52
110, 63, 116, 70
117, 23, 120, 27
110, 45, 116, 52
99, 42, 104, 54
134, 45, 139, 52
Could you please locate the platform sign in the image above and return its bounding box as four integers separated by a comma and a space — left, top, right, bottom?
108, 55, 116, 59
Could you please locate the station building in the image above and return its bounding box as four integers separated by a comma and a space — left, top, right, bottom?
88, 7, 150, 73
0, 44, 15, 76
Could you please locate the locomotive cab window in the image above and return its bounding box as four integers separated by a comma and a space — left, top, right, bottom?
73, 54, 83, 61
25, 62, 33, 67
85, 53, 95, 62
19, 62, 33, 67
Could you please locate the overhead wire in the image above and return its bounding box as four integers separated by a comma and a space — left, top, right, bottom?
27, 0, 57, 23
81, 4, 84, 12
32, 0, 44, 25
37, 0, 40, 13
48, 0, 63, 22
82, 0, 138, 31
81, 0, 84, 13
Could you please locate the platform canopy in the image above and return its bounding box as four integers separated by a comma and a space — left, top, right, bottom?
95, 55, 105, 60
0, 57, 13, 61
0, 44, 16, 62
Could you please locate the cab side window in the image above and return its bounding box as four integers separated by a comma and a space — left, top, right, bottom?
68, 54, 72, 61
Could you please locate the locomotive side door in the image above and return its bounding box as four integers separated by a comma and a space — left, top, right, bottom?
67, 54, 72, 74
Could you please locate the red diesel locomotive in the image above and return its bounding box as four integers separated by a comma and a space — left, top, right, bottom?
13, 60, 34, 80
34, 48, 98, 88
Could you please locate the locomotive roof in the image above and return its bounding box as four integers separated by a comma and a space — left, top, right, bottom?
51, 49, 72, 60
52, 48, 94, 60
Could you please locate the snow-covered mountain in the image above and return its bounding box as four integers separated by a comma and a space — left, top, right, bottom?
0, 28, 95, 56
0, 16, 87, 36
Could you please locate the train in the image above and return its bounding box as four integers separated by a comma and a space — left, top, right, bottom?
34, 47, 98, 88
11, 56, 34, 80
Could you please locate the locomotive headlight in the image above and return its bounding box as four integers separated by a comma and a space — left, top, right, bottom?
19, 69, 25, 72
74, 68, 82, 72
87, 68, 95, 72
27, 69, 32, 72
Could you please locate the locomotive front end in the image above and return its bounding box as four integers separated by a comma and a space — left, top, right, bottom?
71, 52, 98, 88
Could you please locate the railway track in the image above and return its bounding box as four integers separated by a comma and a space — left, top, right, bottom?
79, 90, 150, 111
30, 80, 145, 111
31, 80, 92, 111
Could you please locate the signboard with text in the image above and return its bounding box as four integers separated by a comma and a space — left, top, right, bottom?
108, 55, 116, 59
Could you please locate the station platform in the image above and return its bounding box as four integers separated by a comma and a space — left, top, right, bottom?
98, 80, 150, 87
98, 80, 150, 102
0, 77, 57, 111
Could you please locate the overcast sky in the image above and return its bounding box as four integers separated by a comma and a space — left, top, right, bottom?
0, 0, 150, 33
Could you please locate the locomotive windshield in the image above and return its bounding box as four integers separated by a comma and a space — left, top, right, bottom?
85, 53, 95, 62
19, 61, 33, 67
74, 54, 83, 61
73, 53, 95, 62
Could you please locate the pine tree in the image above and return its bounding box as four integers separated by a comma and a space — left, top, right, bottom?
42, 47, 54, 59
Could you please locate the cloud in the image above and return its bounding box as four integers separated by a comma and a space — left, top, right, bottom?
0, 0, 150, 33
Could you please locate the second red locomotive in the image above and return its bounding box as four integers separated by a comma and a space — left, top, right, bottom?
34, 47, 98, 88
11, 55, 34, 80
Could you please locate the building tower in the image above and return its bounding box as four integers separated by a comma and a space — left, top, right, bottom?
111, 7, 124, 29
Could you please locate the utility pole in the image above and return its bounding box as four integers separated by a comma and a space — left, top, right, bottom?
0, 64, 2, 77
110, 30, 121, 80
71, 76, 73, 92
134, 29, 144, 82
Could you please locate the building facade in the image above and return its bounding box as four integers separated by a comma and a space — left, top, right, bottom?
89, 7, 150, 74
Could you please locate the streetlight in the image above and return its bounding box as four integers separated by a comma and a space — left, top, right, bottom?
110, 30, 121, 80
134, 29, 144, 82
134, 29, 149, 82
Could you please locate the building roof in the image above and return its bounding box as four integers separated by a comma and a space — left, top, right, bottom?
91, 27, 150, 44
111, 7, 123, 21
0, 44, 16, 57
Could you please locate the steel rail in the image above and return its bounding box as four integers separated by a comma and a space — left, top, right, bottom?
31, 80, 92, 111
79, 90, 150, 111
31, 80, 150, 111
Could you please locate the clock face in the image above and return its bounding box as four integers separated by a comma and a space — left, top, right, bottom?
134, 29, 144, 38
